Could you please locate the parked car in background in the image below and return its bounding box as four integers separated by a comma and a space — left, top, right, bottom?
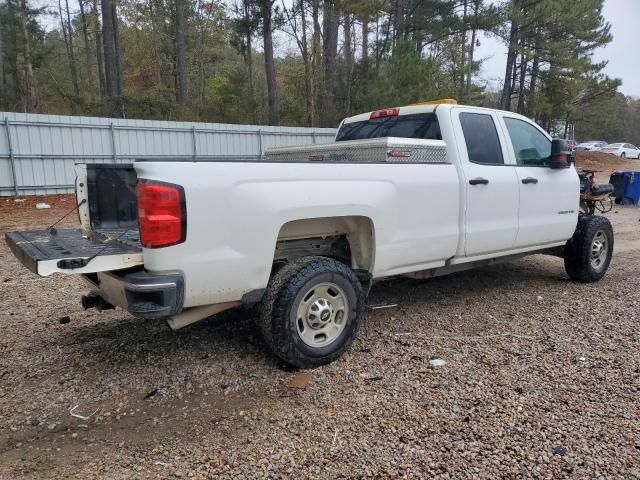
553, 137, 577, 151
601, 143, 640, 159
575, 141, 608, 152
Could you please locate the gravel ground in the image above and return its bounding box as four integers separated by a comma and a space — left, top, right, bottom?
1, 195, 639, 479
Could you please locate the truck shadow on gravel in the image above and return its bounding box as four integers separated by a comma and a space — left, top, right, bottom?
62, 255, 568, 371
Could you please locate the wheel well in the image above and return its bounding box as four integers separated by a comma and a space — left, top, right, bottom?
274, 216, 375, 272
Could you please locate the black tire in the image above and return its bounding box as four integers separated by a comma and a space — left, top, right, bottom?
260, 256, 364, 369
564, 215, 614, 282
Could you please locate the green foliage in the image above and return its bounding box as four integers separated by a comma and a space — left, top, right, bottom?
574, 93, 640, 144
0, 0, 636, 146
367, 41, 445, 108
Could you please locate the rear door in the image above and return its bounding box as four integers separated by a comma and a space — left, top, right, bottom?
499, 114, 578, 248
452, 108, 519, 256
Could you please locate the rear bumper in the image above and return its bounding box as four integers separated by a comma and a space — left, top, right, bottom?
83, 269, 184, 319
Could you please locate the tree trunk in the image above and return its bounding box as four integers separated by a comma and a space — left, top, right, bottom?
244, 0, 253, 96
344, 13, 353, 112
458, 0, 467, 100
65, 0, 80, 95
196, 0, 206, 104
392, 0, 406, 50
501, 37, 517, 109
101, 0, 117, 97
19, 0, 37, 110
261, 0, 278, 124
465, 0, 479, 103
311, 0, 321, 126
0, 19, 4, 103
322, 0, 338, 126
362, 13, 369, 62
78, 0, 94, 90
300, 0, 313, 126
149, 0, 162, 85
60, 0, 80, 96
175, 0, 187, 103
92, 0, 106, 99
528, 51, 540, 117
500, 1, 520, 111
111, 0, 122, 96
516, 49, 528, 114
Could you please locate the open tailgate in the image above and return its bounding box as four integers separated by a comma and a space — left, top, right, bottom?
5, 163, 143, 277
6, 229, 143, 276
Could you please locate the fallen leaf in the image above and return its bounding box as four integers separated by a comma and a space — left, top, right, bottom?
288, 372, 312, 389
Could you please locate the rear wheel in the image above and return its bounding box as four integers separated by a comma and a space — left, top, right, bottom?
260, 256, 364, 368
564, 215, 614, 282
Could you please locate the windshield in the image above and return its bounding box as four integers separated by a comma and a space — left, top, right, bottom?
336, 113, 441, 141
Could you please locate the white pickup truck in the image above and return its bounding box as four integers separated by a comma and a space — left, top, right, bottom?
6, 102, 614, 368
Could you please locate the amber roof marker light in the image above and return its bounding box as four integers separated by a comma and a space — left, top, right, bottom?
410, 98, 458, 106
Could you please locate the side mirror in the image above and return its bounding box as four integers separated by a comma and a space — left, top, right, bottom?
550, 139, 571, 169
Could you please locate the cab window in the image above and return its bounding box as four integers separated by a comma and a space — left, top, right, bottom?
504, 117, 551, 166
335, 113, 441, 141
459, 113, 504, 165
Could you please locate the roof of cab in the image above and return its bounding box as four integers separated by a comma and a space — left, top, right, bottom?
340, 102, 508, 125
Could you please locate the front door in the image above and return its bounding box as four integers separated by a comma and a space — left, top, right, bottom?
499, 115, 579, 248
452, 108, 519, 256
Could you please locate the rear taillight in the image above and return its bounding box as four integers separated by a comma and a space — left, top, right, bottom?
370, 107, 399, 119
137, 180, 186, 248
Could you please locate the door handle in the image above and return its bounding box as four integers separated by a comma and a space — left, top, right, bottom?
469, 178, 489, 185
521, 177, 538, 184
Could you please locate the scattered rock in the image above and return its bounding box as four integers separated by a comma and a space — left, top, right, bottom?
57, 316, 71, 324
429, 357, 447, 367
36, 203, 51, 209
553, 447, 568, 456
0, 198, 637, 478
144, 389, 159, 400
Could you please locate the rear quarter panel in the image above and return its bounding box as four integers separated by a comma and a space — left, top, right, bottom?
135, 161, 460, 307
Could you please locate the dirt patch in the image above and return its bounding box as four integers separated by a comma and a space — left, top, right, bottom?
0, 195, 79, 234
1, 198, 640, 479
574, 150, 640, 184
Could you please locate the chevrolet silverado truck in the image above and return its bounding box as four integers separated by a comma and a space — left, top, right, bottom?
5, 102, 614, 368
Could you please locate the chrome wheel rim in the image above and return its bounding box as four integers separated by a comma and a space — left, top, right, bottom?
296, 282, 349, 348
590, 230, 608, 270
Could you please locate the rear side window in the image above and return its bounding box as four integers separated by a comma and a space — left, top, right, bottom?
459, 113, 504, 165
504, 117, 551, 166
336, 113, 441, 141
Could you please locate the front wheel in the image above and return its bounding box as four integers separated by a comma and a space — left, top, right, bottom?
564, 215, 614, 282
260, 256, 364, 369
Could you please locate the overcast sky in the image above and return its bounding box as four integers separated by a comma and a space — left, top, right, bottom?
475, 0, 640, 97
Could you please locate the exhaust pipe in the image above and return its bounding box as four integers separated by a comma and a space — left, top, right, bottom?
81, 292, 115, 311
